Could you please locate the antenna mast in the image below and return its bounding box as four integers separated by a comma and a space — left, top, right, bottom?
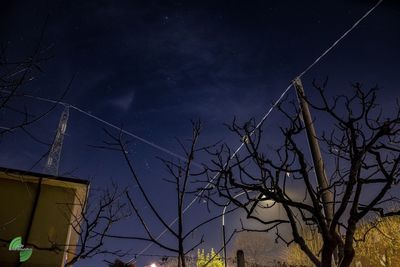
44, 105, 70, 176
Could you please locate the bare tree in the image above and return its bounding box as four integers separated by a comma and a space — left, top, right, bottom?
204, 81, 400, 267
99, 121, 235, 267
286, 214, 400, 267
62, 183, 131, 266
0, 20, 70, 139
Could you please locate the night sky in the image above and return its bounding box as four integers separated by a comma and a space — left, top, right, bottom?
1, 0, 399, 266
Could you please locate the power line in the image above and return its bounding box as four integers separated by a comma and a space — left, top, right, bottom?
0, 0, 384, 261
297, 0, 384, 79
69, 105, 202, 168
128, 0, 384, 262
0, 89, 199, 167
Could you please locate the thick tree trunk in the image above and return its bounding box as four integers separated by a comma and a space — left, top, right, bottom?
320, 241, 336, 267
180, 253, 186, 267
339, 248, 355, 267
340, 219, 357, 267
178, 236, 186, 267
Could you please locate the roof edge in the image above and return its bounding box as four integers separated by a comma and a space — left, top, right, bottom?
0, 166, 90, 186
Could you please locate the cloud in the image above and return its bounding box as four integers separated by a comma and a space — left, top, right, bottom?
109, 91, 135, 111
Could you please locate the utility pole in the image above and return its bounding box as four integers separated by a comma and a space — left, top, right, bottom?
44, 105, 70, 176
292, 78, 334, 226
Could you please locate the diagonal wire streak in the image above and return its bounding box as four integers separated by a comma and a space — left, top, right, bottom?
69, 105, 202, 168
0, 0, 384, 261
127, 0, 384, 262
0, 89, 198, 167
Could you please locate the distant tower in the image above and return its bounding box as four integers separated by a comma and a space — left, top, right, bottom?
44, 105, 70, 176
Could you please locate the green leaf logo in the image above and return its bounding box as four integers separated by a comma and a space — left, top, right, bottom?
9, 236, 22, 250
9, 236, 33, 262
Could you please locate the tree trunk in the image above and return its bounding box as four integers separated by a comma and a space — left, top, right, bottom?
321, 242, 335, 267
340, 220, 357, 267
178, 237, 186, 267
339, 248, 355, 267
180, 253, 186, 267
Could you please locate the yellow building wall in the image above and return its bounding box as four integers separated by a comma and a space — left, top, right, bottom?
0, 169, 88, 267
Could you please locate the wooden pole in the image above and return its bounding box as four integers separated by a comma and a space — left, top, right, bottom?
292, 77, 334, 226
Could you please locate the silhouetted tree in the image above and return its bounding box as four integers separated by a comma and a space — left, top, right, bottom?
287, 215, 400, 267
204, 80, 400, 267
0, 21, 69, 139
100, 121, 233, 267
63, 183, 131, 266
